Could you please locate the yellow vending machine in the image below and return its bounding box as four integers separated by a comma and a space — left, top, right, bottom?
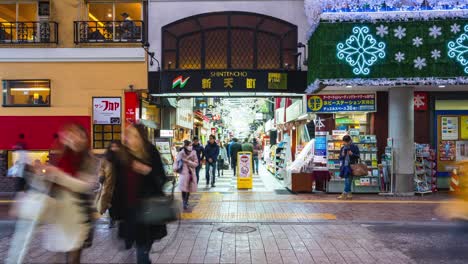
237, 151, 253, 189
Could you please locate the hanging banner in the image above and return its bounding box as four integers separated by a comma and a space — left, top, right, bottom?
93, 97, 121, 125
237, 152, 253, 189
125, 92, 139, 126
306, 94, 376, 113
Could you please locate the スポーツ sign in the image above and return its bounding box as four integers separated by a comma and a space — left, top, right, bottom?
306, 94, 376, 113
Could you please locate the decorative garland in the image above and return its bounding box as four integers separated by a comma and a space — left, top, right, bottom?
305, 0, 468, 38
306, 77, 468, 94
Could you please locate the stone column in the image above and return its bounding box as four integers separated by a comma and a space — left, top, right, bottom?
388, 87, 414, 193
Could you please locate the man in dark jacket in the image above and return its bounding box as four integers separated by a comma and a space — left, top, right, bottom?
205, 135, 220, 187
338, 135, 360, 200
192, 137, 205, 183
229, 138, 243, 176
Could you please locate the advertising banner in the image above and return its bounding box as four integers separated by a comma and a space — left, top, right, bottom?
124, 92, 139, 126
306, 94, 376, 113
237, 151, 253, 189
93, 97, 121, 125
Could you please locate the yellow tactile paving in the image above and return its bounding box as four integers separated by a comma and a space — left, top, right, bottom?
181, 212, 337, 220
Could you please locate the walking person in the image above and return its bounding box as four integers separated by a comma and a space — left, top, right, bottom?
205, 135, 220, 187
192, 137, 205, 183
112, 124, 168, 264
229, 138, 242, 176
41, 123, 99, 264
217, 142, 228, 177
175, 140, 198, 210
252, 138, 262, 175
338, 135, 360, 200
95, 140, 123, 228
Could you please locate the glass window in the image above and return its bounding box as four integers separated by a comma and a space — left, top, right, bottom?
18, 3, 37, 21
88, 2, 142, 22
0, 2, 37, 21
88, 3, 113, 22
3, 80, 51, 107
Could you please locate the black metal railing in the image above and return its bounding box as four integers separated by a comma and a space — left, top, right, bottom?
0, 21, 58, 44
74, 20, 144, 44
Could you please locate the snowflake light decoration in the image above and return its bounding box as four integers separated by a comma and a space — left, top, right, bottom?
431, 49, 441, 60
448, 25, 468, 74
429, 25, 442, 39
376, 25, 388, 38
412, 37, 423, 47
337, 26, 386, 75
414, 57, 427, 70
394, 26, 407, 39
395, 52, 405, 63
451, 23, 461, 34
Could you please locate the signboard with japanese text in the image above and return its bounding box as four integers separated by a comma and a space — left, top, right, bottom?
306, 94, 376, 113
441, 116, 459, 140
93, 97, 121, 124
237, 151, 253, 189
150, 70, 307, 94
124, 92, 139, 126
414, 92, 428, 111
176, 98, 194, 129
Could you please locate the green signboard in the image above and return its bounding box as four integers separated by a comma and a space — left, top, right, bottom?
308, 19, 468, 87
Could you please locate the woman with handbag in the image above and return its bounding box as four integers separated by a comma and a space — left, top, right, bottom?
338, 135, 360, 200
41, 123, 99, 264
112, 124, 168, 264
175, 140, 198, 210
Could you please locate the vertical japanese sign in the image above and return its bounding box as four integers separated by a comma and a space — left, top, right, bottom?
125, 92, 139, 127
414, 92, 428, 111
93, 97, 121, 124
237, 152, 253, 189
306, 94, 376, 113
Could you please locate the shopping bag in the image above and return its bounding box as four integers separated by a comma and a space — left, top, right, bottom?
351, 161, 368, 177
15, 190, 55, 223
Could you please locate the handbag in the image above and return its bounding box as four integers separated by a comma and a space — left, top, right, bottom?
175, 158, 183, 173
351, 159, 369, 177
138, 195, 179, 225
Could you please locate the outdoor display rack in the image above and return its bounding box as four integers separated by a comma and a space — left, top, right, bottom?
414, 143, 437, 195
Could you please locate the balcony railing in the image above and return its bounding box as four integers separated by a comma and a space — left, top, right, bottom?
74, 20, 144, 44
0, 21, 58, 44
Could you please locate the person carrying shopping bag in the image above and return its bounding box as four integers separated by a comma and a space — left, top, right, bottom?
338, 135, 360, 200
174, 140, 198, 210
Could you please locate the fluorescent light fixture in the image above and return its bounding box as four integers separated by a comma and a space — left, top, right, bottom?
438, 85, 446, 88
10, 88, 50, 91
346, 85, 353, 88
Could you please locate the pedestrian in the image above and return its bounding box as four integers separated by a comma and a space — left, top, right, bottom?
338, 135, 360, 200
204, 135, 220, 187
192, 137, 205, 183
174, 140, 198, 210
227, 138, 233, 165
229, 138, 242, 176
112, 124, 168, 264
217, 142, 228, 177
242, 138, 254, 153
252, 139, 262, 174
41, 123, 99, 264
95, 140, 123, 228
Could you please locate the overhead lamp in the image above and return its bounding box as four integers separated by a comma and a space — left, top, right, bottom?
346, 85, 353, 88
438, 85, 446, 88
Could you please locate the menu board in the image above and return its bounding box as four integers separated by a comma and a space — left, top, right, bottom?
441, 116, 459, 140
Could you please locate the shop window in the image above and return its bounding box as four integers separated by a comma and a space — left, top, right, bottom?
93, 124, 121, 149
2, 80, 51, 107
0, 2, 38, 42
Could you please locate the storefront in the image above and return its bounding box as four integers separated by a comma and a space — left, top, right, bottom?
304, 1, 468, 193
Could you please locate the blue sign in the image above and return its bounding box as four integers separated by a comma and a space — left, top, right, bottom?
307, 94, 376, 113
315, 136, 327, 156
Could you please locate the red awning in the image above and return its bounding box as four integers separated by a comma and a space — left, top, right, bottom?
0, 116, 91, 150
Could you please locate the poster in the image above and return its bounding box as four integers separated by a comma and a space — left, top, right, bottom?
461, 116, 468, 140
93, 97, 121, 125
441, 116, 459, 140
237, 152, 253, 189
439, 141, 456, 161
456, 141, 468, 161
306, 94, 376, 113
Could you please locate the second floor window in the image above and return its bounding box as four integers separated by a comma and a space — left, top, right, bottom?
0, 2, 37, 22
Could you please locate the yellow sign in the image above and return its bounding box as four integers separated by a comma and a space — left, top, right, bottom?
461, 116, 468, 140
237, 151, 253, 189
307, 95, 323, 112
202, 78, 211, 89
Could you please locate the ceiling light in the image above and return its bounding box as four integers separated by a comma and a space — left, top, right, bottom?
107, 13, 112, 18
438, 85, 446, 88
11, 88, 50, 91
346, 85, 353, 88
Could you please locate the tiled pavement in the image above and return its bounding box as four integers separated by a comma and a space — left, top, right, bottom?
0, 164, 453, 263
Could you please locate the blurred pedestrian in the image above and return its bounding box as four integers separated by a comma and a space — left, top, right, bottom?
95, 140, 123, 228
112, 124, 168, 264
204, 135, 219, 187
192, 137, 205, 183
217, 142, 228, 177
230, 138, 242, 176
42, 123, 99, 264
175, 140, 198, 210
252, 139, 262, 174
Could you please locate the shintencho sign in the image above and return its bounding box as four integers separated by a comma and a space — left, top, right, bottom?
149, 70, 307, 94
